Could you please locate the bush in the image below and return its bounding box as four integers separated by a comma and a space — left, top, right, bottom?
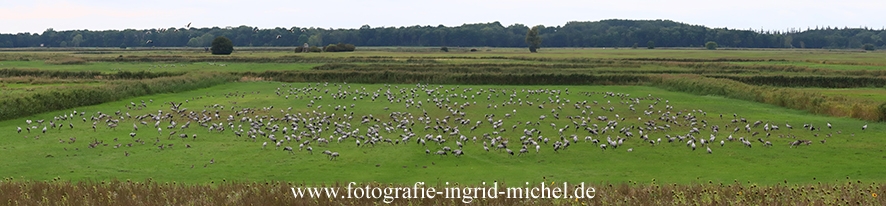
324, 44, 338, 52
647, 40, 655, 49
309, 46, 322, 52
210, 36, 234, 55
440, 47, 449, 52
632, 43, 639, 49
705, 41, 718, 50
323, 43, 356, 52
862, 43, 876, 51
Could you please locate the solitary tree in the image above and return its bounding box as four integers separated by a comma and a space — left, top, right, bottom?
211, 36, 234, 55
705, 41, 719, 50
647, 40, 655, 49
525, 26, 542, 53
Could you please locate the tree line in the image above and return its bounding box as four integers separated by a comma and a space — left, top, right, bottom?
0, 19, 883, 49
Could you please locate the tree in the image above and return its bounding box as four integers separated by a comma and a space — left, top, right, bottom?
647, 40, 655, 49
632, 43, 639, 49
525, 26, 542, 52
210, 36, 234, 55
862, 43, 876, 51
705, 41, 718, 50
71, 34, 83, 47
307, 34, 323, 47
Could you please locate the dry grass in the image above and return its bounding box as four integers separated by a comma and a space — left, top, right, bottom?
44, 57, 88, 65
0, 180, 881, 205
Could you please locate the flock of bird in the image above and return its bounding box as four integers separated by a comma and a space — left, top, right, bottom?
11, 82, 871, 168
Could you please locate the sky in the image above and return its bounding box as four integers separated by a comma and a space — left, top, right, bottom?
1, 0, 884, 34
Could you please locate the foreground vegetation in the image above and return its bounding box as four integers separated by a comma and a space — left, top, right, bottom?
1, 180, 881, 205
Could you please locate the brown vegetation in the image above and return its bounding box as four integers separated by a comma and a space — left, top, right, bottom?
0, 180, 881, 205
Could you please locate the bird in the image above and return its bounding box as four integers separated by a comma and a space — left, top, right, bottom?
862, 123, 868, 131
186, 22, 191, 28
276, 35, 282, 39
706, 147, 712, 154
145, 40, 153, 44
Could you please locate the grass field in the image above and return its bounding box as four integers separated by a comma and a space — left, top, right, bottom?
1, 48, 885, 204
0, 81, 880, 185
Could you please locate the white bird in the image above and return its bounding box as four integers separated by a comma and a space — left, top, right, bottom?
706, 147, 712, 154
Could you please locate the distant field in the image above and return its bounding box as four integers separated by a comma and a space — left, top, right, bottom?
729, 61, 886, 70
0, 61, 318, 73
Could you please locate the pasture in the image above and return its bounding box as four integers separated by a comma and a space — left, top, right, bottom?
0, 82, 880, 184
0, 48, 885, 204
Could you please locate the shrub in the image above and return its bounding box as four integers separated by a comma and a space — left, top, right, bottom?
705, 41, 718, 50
210, 36, 234, 55
862, 43, 876, 51
440, 46, 449, 52
323, 43, 356, 52
324, 44, 338, 52
647, 40, 655, 49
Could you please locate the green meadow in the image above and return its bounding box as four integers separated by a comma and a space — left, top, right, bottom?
1, 48, 885, 204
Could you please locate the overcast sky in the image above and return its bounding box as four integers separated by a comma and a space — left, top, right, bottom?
1, 0, 883, 34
